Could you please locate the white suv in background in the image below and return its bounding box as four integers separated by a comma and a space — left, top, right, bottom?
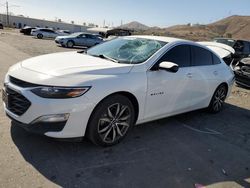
2, 36, 235, 146
31, 28, 69, 39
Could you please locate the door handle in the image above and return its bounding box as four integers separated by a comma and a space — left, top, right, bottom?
187, 73, 193, 78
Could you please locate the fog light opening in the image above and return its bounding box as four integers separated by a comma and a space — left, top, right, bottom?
31, 114, 70, 124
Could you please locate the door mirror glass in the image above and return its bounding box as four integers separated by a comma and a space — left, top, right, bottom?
159, 61, 179, 73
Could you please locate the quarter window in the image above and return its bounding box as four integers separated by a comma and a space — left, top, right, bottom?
192, 46, 213, 66
158, 45, 191, 67
212, 54, 221, 65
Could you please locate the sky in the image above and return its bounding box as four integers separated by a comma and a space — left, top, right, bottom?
0, 0, 250, 27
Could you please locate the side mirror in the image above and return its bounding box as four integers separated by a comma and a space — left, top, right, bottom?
159, 61, 179, 73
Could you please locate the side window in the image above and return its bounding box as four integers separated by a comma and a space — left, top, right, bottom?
158, 45, 191, 67
243, 41, 250, 54
88, 35, 96, 39
79, 34, 86, 38
234, 41, 244, 53
43, 29, 53, 33
192, 46, 213, 66
85, 34, 91, 38
212, 54, 221, 65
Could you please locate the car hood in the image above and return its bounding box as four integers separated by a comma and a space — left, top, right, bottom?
20, 52, 133, 77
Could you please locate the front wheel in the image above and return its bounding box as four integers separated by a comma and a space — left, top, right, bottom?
87, 95, 135, 146
66, 41, 74, 48
208, 84, 227, 113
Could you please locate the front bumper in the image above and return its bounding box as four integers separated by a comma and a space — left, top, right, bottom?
9, 114, 67, 135
55, 39, 65, 45
2, 79, 96, 139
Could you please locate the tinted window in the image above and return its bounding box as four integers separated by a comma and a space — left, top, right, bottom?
243, 41, 250, 54
158, 45, 191, 67
234, 41, 245, 54
212, 54, 221, 65
86, 35, 97, 39
192, 46, 213, 66
79, 34, 86, 38
41, 29, 53, 33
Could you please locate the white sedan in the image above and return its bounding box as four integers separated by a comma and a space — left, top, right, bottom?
31, 28, 70, 39
2, 36, 235, 146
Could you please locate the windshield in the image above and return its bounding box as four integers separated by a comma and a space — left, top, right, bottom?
70, 32, 83, 37
87, 37, 167, 64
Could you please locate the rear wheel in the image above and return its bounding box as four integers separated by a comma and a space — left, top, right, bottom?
87, 95, 135, 146
208, 84, 227, 113
66, 41, 74, 48
37, 33, 43, 39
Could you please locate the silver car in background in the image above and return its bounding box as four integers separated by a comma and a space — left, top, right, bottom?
55, 32, 104, 48
31, 28, 70, 39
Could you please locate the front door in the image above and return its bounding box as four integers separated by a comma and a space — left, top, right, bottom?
144, 44, 193, 120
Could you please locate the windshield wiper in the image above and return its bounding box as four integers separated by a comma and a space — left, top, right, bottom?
92, 54, 119, 63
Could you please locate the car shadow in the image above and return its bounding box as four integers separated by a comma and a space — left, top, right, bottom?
236, 83, 250, 90
11, 103, 250, 188
57, 45, 88, 50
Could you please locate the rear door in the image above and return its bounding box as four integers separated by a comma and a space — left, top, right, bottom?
85, 34, 96, 46
75, 34, 89, 46
187, 45, 221, 108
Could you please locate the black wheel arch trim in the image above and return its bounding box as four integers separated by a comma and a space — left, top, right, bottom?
86, 91, 139, 135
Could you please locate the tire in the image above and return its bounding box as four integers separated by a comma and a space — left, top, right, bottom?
208, 84, 227, 113
87, 94, 135, 147
66, 40, 74, 48
37, 33, 43, 39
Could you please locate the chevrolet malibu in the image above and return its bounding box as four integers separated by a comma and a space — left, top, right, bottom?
2, 36, 235, 146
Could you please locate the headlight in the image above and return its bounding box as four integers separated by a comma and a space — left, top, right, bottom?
31, 86, 91, 99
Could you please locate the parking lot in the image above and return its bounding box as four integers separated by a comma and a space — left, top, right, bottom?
0, 29, 250, 188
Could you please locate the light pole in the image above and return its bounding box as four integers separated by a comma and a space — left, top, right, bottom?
5, 1, 19, 27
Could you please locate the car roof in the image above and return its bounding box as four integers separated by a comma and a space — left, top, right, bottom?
38, 28, 54, 30
126, 35, 186, 43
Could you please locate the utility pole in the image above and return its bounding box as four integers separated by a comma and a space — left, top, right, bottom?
6, 1, 9, 26
4, 1, 19, 27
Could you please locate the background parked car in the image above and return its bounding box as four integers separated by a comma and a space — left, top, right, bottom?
0, 22, 3, 29
55, 32, 103, 48
20, 26, 36, 35
57, 30, 71, 35
232, 57, 250, 88
214, 38, 250, 65
31, 28, 69, 39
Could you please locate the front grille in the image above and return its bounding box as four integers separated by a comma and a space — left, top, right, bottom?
9, 76, 40, 88
6, 87, 31, 116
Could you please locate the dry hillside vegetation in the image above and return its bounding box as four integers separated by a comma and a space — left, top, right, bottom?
120, 16, 250, 41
